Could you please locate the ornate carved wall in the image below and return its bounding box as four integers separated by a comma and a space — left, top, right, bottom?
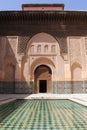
0, 22, 87, 93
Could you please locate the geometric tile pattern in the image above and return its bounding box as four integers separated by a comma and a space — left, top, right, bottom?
0, 99, 87, 130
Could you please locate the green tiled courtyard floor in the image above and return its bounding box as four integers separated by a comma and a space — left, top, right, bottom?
0, 99, 87, 130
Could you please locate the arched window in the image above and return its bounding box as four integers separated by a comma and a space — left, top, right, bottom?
51, 45, 56, 53
44, 45, 48, 53
37, 45, 41, 53
30, 45, 34, 53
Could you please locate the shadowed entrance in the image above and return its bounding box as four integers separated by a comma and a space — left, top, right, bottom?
34, 65, 52, 93
39, 80, 47, 93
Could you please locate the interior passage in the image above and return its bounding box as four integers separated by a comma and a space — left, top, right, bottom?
39, 80, 47, 93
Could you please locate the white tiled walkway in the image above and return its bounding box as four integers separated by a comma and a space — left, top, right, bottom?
0, 93, 87, 106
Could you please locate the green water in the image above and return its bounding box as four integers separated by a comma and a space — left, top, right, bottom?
0, 99, 87, 130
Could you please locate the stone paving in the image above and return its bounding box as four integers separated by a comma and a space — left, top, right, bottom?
0, 93, 87, 106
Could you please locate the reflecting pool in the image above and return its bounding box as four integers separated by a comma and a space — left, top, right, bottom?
0, 99, 87, 130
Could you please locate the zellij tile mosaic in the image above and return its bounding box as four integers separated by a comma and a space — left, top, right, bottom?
0, 99, 87, 130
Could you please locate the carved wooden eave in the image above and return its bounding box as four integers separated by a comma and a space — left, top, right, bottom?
0, 10, 87, 25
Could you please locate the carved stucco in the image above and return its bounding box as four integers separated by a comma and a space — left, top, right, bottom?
18, 36, 30, 53
69, 37, 82, 65
18, 32, 67, 54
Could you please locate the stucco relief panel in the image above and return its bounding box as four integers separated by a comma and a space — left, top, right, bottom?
69, 37, 82, 65
29, 55, 56, 67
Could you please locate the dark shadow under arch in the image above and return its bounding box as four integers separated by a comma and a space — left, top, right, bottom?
34, 64, 52, 93
34, 64, 52, 75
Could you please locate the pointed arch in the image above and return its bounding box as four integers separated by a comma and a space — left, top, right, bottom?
30, 57, 55, 78
71, 62, 82, 80
34, 64, 52, 93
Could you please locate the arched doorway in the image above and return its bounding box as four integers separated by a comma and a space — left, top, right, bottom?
34, 65, 52, 93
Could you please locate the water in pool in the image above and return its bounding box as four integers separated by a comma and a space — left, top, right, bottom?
0, 99, 87, 130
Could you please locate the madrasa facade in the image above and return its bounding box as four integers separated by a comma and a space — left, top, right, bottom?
0, 4, 87, 94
